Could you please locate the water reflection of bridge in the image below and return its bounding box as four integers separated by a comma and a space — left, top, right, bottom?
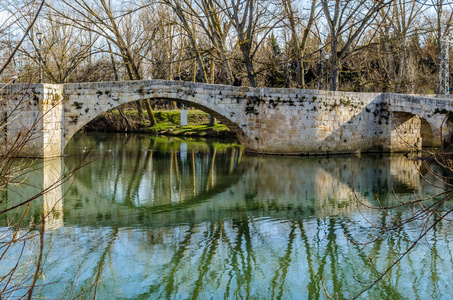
62, 148, 433, 227
1, 140, 436, 230
2, 138, 451, 299
0, 158, 64, 230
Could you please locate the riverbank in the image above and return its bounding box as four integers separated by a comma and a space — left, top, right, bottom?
84, 109, 235, 138
142, 123, 232, 138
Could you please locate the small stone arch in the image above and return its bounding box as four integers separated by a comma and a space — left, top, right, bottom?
390, 112, 422, 152
390, 111, 437, 151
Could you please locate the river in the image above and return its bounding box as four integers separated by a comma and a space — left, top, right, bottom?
1, 132, 452, 299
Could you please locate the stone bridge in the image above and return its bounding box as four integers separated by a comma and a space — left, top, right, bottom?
1, 80, 453, 157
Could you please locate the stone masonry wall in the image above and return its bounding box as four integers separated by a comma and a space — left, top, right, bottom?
0, 84, 63, 157
245, 89, 385, 154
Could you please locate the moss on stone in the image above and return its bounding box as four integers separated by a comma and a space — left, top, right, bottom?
73, 101, 83, 109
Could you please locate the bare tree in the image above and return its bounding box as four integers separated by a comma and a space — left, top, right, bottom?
51, 0, 159, 124
219, 0, 283, 87
192, 0, 234, 84
0, 0, 45, 77
422, 0, 453, 93
18, 9, 95, 83
382, 0, 427, 92
320, 0, 390, 91
163, 0, 209, 83
281, 0, 318, 88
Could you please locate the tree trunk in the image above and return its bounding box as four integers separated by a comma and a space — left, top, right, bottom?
242, 49, 257, 87
136, 101, 144, 122
330, 40, 339, 91
395, 47, 405, 93
145, 99, 157, 126
283, 0, 303, 87
208, 115, 215, 127
108, 42, 119, 81
383, 27, 395, 92
331, 64, 339, 91
117, 107, 132, 130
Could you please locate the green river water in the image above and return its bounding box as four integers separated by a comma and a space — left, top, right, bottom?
1, 132, 453, 299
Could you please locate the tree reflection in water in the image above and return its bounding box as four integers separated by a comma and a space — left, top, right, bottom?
1, 132, 453, 299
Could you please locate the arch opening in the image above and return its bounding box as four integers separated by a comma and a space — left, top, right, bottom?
64, 97, 252, 151
390, 112, 436, 151
390, 112, 422, 152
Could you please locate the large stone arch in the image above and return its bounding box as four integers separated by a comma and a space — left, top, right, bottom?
62, 81, 254, 151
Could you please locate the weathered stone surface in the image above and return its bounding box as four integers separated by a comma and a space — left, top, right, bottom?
0, 84, 63, 157
2, 80, 453, 157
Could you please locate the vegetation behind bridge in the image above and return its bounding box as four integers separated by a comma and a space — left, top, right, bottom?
1, 0, 451, 95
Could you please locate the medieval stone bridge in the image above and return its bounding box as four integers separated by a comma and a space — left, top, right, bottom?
1, 80, 453, 157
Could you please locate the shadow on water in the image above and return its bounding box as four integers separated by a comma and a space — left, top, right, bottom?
1, 132, 453, 299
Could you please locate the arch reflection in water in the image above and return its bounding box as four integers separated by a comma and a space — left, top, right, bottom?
63, 133, 244, 226
0, 157, 64, 230
1, 133, 452, 299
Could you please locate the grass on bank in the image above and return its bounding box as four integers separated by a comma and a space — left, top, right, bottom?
90, 109, 234, 138
143, 123, 231, 137
120, 109, 211, 124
